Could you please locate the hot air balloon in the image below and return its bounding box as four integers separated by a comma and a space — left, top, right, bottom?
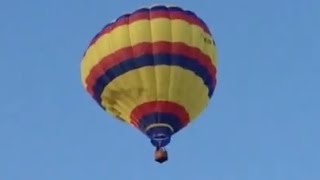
80, 4, 217, 163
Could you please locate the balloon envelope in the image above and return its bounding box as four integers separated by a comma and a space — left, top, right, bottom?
80, 4, 217, 148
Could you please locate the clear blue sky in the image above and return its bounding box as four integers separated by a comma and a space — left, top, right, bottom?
1, 0, 319, 179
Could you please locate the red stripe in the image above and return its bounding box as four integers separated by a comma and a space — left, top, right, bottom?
85, 42, 216, 95
130, 101, 190, 127
89, 9, 210, 46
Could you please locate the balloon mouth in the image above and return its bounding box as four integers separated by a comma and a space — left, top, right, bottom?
150, 132, 172, 147
152, 133, 169, 141
151, 137, 171, 147
145, 124, 174, 147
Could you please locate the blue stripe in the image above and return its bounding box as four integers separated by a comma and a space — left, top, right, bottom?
92, 54, 215, 104
138, 112, 184, 133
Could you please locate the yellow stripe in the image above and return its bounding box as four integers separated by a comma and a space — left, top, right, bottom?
99, 65, 210, 123
80, 18, 217, 87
